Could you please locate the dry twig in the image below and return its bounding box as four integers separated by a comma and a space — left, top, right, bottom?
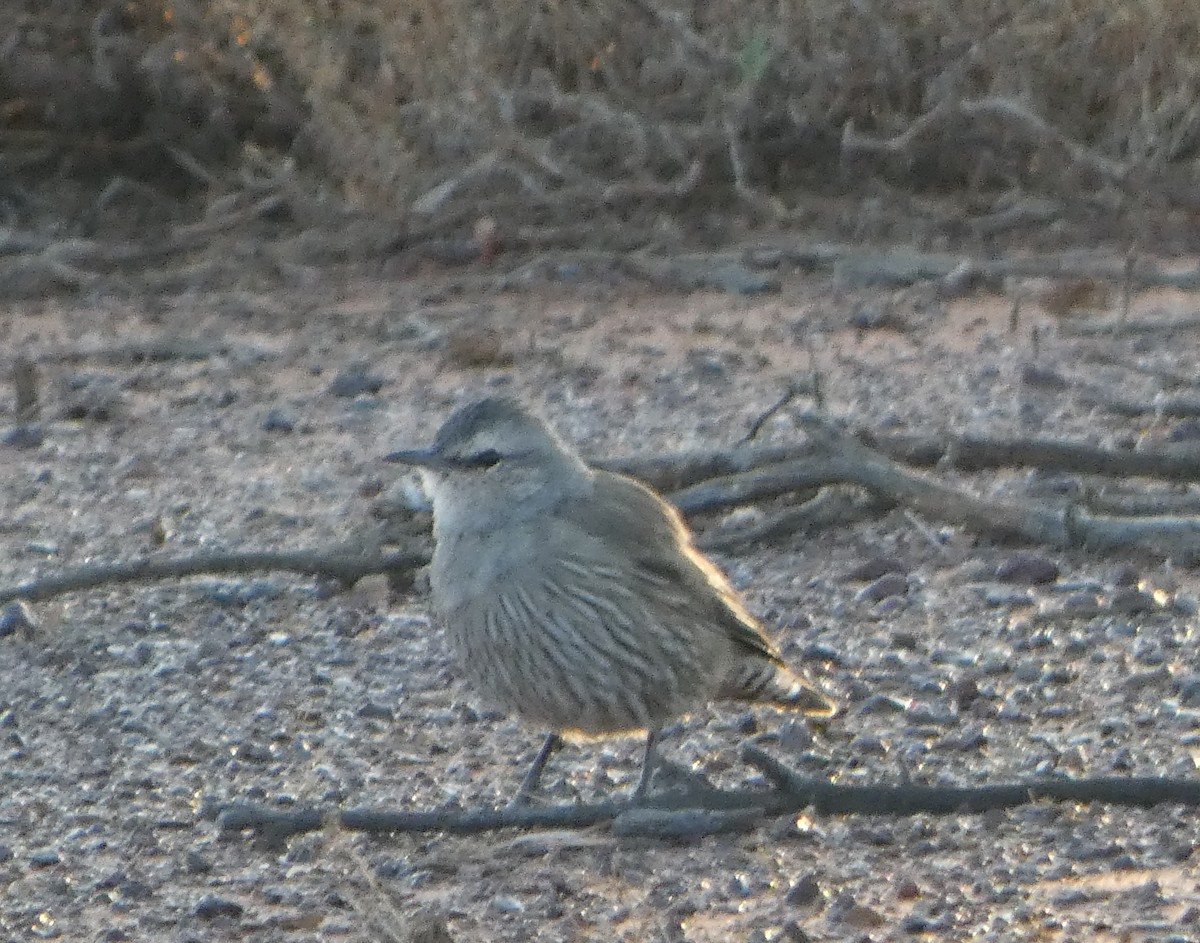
214, 745, 1200, 841
842, 97, 1130, 185
671, 416, 1200, 559
5, 423, 1200, 607
0, 546, 428, 605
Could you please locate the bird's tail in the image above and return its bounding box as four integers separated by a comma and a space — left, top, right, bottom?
718, 657, 836, 716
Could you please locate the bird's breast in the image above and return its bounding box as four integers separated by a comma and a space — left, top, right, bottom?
429, 524, 542, 615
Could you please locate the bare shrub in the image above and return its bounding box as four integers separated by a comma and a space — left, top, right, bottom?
5, 0, 1200, 239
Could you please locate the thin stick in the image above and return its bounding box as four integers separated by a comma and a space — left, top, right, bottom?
0, 547, 428, 604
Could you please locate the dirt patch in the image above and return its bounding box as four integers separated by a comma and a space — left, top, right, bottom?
1, 257, 1199, 941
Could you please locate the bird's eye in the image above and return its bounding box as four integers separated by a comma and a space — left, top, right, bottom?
465, 448, 502, 468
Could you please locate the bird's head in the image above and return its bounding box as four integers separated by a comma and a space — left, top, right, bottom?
385, 397, 590, 532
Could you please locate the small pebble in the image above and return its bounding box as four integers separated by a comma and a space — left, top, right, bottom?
2, 424, 44, 448
1172, 594, 1199, 616
1125, 666, 1170, 690
1021, 363, 1069, 389
848, 734, 888, 756
997, 700, 1027, 721
262, 408, 296, 433
785, 874, 821, 907
708, 264, 778, 296
978, 586, 1035, 607
1168, 419, 1200, 442
30, 847, 60, 866
328, 364, 385, 397
777, 720, 814, 753
872, 596, 906, 618
1110, 588, 1158, 615
1133, 640, 1165, 666
193, 894, 244, 919
1058, 745, 1087, 771
799, 643, 847, 667
0, 601, 36, 639
843, 556, 905, 581
358, 701, 394, 721
1099, 716, 1131, 736
945, 727, 989, 750
688, 352, 731, 380
1175, 676, 1200, 706
1062, 591, 1099, 612
1109, 563, 1140, 587
838, 902, 885, 929
896, 881, 920, 901
1110, 747, 1135, 771
856, 694, 906, 715
856, 573, 908, 603
849, 304, 899, 331
995, 554, 1060, 585
445, 328, 512, 368
947, 676, 979, 711
231, 742, 272, 763
906, 705, 957, 725
1013, 661, 1043, 683
891, 630, 919, 651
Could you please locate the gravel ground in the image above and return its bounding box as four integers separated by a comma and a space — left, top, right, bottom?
1, 264, 1199, 942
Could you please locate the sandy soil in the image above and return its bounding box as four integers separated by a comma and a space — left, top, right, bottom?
1, 256, 1199, 942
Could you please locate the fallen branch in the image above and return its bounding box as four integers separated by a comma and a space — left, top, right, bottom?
1083, 489, 1200, 517
0, 546, 428, 605
1080, 349, 1200, 392
592, 442, 808, 491
5, 425, 1200, 605
670, 416, 1200, 559
1058, 313, 1200, 337
744, 242, 1200, 290
34, 337, 275, 365
214, 745, 1200, 842
741, 747, 1200, 815
2, 192, 288, 270
0, 192, 292, 298
622, 253, 781, 295
598, 429, 1200, 495
1072, 386, 1200, 420
867, 432, 1200, 483
696, 488, 879, 551
842, 96, 1130, 185
669, 423, 1062, 542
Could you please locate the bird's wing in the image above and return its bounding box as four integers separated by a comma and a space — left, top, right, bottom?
557, 470, 783, 664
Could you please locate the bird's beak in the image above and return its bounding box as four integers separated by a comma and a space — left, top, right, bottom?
383, 447, 453, 470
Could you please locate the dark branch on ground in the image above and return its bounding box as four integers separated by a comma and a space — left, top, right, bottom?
5, 419, 1200, 605
600, 430, 1200, 493
0, 546, 428, 605
213, 745, 1200, 843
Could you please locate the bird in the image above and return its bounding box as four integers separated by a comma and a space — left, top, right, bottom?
385, 396, 835, 802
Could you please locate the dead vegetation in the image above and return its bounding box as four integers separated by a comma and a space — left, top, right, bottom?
5, 0, 1200, 298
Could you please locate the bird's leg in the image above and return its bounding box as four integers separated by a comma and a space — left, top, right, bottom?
511, 732, 562, 805
631, 727, 662, 802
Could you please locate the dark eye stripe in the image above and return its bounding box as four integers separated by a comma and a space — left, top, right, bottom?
464, 448, 502, 468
